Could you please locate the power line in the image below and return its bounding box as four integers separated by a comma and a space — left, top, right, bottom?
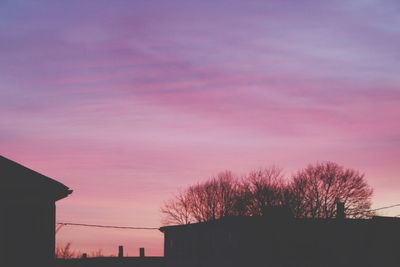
347, 203, 400, 217
369, 203, 400, 212
56, 222, 159, 230
56, 203, 400, 232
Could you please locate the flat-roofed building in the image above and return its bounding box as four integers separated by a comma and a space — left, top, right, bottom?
160, 207, 400, 267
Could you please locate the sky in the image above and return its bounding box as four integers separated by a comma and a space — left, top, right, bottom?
1, 0, 400, 256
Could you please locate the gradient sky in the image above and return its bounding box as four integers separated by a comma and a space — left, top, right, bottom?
1, 0, 400, 256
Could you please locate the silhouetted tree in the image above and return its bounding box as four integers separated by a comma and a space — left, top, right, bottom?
161, 191, 193, 225
161, 171, 246, 224
56, 243, 78, 259
288, 162, 373, 218
189, 170, 245, 221
161, 162, 374, 224
161, 168, 285, 224
245, 167, 286, 216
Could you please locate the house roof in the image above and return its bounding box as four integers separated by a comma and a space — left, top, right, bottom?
0, 155, 72, 201
159, 215, 400, 232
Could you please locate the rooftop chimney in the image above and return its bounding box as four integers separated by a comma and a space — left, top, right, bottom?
336, 202, 345, 220
118, 246, 124, 258
140, 247, 145, 257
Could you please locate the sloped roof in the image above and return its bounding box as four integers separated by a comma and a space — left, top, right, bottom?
0, 155, 72, 201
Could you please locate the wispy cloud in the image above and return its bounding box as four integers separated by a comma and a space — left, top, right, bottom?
1, 0, 399, 255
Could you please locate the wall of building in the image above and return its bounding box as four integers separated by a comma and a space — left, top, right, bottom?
0, 198, 56, 267
163, 218, 400, 267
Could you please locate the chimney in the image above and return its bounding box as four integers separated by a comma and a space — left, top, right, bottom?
336, 202, 345, 220
118, 246, 124, 258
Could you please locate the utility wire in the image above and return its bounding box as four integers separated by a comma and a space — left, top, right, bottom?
56, 203, 400, 232
369, 203, 400, 212
56, 222, 159, 230
345, 203, 400, 216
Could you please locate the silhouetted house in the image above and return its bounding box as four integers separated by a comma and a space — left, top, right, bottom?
0, 155, 72, 267
160, 207, 400, 267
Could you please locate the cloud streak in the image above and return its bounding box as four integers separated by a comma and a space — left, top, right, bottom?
1, 0, 400, 255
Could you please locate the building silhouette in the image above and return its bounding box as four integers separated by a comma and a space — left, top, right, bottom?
0, 155, 72, 267
160, 205, 400, 267
56, 256, 165, 267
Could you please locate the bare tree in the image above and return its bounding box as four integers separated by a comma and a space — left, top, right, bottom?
245, 167, 286, 216
161, 191, 193, 225
288, 162, 373, 218
187, 170, 242, 222
231, 181, 253, 217
161, 171, 244, 225
161, 163, 374, 224
55, 243, 78, 259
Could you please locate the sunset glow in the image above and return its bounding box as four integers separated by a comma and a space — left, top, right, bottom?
1, 0, 399, 255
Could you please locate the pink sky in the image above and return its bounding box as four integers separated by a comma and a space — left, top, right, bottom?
1, 0, 400, 256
